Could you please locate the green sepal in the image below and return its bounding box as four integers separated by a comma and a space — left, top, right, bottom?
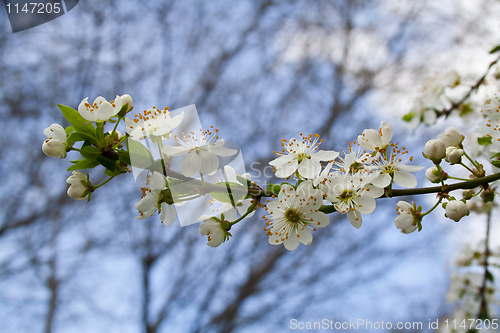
67, 158, 100, 171
478, 136, 492, 146
490, 160, 500, 168
127, 139, 155, 169
58, 104, 96, 136
486, 269, 495, 282
490, 45, 500, 54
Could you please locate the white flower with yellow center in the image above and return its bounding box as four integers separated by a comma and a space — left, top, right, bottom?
162, 128, 237, 177
263, 181, 330, 251
78, 95, 124, 122
269, 134, 339, 179
135, 171, 176, 226
357, 121, 392, 153
321, 172, 383, 229
125, 106, 184, 143
368, 144, 423, 189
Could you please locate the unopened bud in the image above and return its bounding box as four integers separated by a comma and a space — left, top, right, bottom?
424, 139, 446, 163
445, 146, 464, 164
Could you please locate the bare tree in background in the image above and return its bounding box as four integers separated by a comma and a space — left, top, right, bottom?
0, 0, 499, 332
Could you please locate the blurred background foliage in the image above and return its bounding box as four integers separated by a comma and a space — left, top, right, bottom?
1, 0, 499, 332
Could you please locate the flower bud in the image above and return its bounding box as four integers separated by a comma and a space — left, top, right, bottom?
395, 201, 418, 234
117, 94, 133, 117
66, 171, 91, 200
42, 123, 67, 158
445, 200, 468, 222
445, 146, 464, 164
424, 139, 446, 162
438, 127, 462, 148
425, 166, 440, 183
42, 139, 66, 157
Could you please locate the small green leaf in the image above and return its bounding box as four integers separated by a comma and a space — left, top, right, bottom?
68, 131, 96, 143
58, 104, 96, 136
402, 112, 415, 122
490, 45, 500, 54
67, 158, 100, 171
491, 160, 500, 168
478, 136, 492, 146
127, 139, 155, 169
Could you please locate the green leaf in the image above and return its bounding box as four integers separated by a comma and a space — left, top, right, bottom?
402, 112, 415, 122
65, 126, 75, 135
58, 104, 96, 136
80, 145, 101, 158
478, 136, 492, 146
68, 131, 95, 143
490, 45, 500, 54
96, 155, 117, 171
118, 151, 131, 165
127, 139, 155, 169
67, 158, 100, 171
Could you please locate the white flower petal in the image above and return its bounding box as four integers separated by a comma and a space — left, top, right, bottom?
162, 145, 189, 156
311, 150, 339, 161
347, 210, 362, 229
275, 159, 299, 178
298, 158, 321, 179
180, 151, 202, 177
297, 227, 313, 245
353, 195, 376, 214
283, 230, 300, 251
198, 150, 219, 175
394, 170, 418, 188
160, 203, 176, 226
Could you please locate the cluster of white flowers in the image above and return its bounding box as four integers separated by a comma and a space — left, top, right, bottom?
407, 70, 461, 127
265, 121, 423, 248
40, 48, 500, 326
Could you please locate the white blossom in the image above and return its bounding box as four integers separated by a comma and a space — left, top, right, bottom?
78, 95, 124, 122
321, 172, 383, 229
126, 106, 184, 143
162, 128, 237, 177
264, 181, 329, 251
368, 145, 423, 189
199, 216, 228, 247
135, 171, 176, 226
357, 121, 392, 152
269, 134, 339, 179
